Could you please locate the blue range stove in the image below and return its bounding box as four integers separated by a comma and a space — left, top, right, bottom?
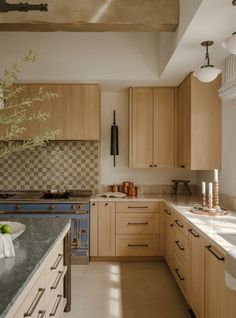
0, 190, 91, 264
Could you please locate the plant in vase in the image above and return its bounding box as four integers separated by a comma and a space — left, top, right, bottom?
0, 50, 60, 157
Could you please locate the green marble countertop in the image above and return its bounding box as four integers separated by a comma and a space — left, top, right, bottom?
0, 218, 70, 318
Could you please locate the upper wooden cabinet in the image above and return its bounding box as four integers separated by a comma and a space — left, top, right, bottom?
176, 74, 221, 170
0, 84, 101, 140
129, 87, 175, 168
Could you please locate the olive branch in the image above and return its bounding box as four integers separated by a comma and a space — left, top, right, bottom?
0, 50, 60, 158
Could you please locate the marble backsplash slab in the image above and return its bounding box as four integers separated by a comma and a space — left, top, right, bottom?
0, 141, 99, 191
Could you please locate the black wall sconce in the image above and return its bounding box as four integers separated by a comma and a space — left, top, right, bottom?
0, 0, 48, 12
110, 110, 119, 167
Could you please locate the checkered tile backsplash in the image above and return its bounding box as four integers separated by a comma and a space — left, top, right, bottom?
0, 141, 99, 191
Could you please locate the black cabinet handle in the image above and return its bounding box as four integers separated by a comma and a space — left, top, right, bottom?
181, 165, 185, 168
128, 222, 148, 225
164, 209, 171, 216
105, 203, 108, 206
175, 240, 185, 251
175, 268, 185, 281
206, 245, 225, 261
128, 206, 148, 209
154, 164, 157, 167
175, 219, 184, 228
170, 224, 174, 227
189, 228, 200, 238
149, 164, 153, 168
92, 203, 95, 206
128, 244, 148, 247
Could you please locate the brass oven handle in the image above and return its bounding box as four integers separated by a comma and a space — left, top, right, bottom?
24, 288, 45, 317
128, 222, 148, 225
75, 210, 88, 214
128, 244, 148, 247
175, 240, 185, 251
37, 310, 46, 318
51, 271, 63, 290
51, 254, 63, 270
188, 228, 200, 238
128, 206, 148, 209
49, 204, 55, 210
206, 245, 225, 261
49, 294, 63, 317
16, 204, 21, 210
175, 219, 184, 228
175, 268, 185, 281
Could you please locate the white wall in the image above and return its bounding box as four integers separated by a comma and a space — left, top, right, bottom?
197, 98, 236, 197
101, 91, 196, 185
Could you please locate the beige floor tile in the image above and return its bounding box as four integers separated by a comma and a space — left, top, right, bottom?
63, 262, 190, 318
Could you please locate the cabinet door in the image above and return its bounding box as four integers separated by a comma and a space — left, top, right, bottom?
129, 88, 154, 168
90, 202, 98, 257
205, 245, 236, 318
188, 226, 205, 318
153, 88, 175, 168
165, 215, 175, 273
98, 202, 115, 256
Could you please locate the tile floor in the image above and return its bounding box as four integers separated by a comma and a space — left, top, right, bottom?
63, 262, 190, 318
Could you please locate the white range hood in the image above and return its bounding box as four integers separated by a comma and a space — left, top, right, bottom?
219, 54, 236, 100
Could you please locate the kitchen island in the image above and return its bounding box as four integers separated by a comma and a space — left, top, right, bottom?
0, 218, 71, 318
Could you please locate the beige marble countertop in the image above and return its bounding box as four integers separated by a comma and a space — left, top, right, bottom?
91, 193, 236, 253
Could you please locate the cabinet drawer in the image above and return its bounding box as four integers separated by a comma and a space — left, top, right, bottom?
174, 255, 189, 296
174, 229, 189, 268
14, 270, 46, 318
116, 235, 160, 256
174, 213, 189, 238
116, 201, 160, 213
48, 266, 67, 304
116, 212, 160, 235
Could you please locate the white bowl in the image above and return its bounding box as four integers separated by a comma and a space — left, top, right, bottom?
0, 221, 26, 240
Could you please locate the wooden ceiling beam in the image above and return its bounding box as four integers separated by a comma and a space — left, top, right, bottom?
0, 0, 179, 32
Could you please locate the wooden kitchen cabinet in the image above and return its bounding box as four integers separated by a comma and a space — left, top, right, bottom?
205, 244, 236, 318
129, 87, 175, 168
188, 226, 205, 318
0, 83, 101, 140
176, 74, 221, 169
164, 212, 175, 273
97, 202, 116, 257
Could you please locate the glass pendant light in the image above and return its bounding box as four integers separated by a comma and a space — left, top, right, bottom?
193, 41, 222, 83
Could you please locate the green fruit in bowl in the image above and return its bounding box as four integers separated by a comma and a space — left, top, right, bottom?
0, 224, 3, 230
1, 224, 13, 234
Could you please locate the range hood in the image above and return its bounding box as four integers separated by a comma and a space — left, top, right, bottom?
218, 54, 236, 100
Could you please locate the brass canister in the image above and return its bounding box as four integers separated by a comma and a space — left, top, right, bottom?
112, 184, 119, 192
128, 185, 138, 197
123, 181, 130, 194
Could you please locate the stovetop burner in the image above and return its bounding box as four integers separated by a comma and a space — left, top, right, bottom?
41, 192, 71, 199
0, 193, 15, 199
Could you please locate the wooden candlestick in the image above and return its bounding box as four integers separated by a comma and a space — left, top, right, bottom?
202, 193, 206, 207
208, 194, 213, 210
213, 181, 220, 208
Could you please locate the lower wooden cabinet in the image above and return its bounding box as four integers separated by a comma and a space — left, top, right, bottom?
205, 245, 236, 318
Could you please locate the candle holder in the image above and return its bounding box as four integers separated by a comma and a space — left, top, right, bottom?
202, 193, 206, 207
208, 193, 213, 210
213, 181, 220, 209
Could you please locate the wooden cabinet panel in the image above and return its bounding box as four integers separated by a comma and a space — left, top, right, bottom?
205, 245, 236, 318
164, 214, 175, 273
116, 212, 160, 235
97, 202, 115, 256
0, 84, 100, 140
174, 254, 189, 297
90, 201, 98, 257
129, 88, 154, 168
188, 226, 205, 318
154, 88, 175, 167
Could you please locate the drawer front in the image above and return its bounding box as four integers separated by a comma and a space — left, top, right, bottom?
116, 201, 160, 213
174, 228, 189, 268
116, 235, 160, 256
116, 212, 160, 235
14, 270, 46, 318
174, 213, 189, 238
174, 255, 188, 296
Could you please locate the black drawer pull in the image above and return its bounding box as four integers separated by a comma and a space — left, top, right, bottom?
206, 245, 225, 261
175, 240, 185, 251
175, 268, 185, 281
128, 222, 148, 225
128, 206, 148, 209
170, 224, 174, 227
128, 244, 148, 247
49, 294, 63, 317
188, 228, 200, 238
175, 219, 184, 228
51, 254, 63, 270
51, 271, 64, 290
164, 209, 171, 216
24, 288, 45, 317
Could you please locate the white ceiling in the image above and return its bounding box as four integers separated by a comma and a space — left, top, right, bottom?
0, 0, 236, 91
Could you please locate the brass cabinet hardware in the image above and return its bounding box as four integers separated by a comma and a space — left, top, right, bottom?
16, 204, 21, 210
175, 219, 184, 228
149, 164, 153, 168
188, 228, 200, 238
37, 310, 46, 318
175, 268, 185, 281
71, 204, 77, 210
105, 203, 108, 206
164, 209, 171, 216
50, 254, 63, 270
51, 271, 63, 290
175, 240, 185, 251
128, 244, 148, 247
154, 164, 157, 167
49, 204, 55, 210
206, 245, 225, 261
128, 206, 148, 209
127, 222, 148, 225
170, 223, 174, 227
24, 288, 45, 317
49, 295, 63, 317
92, 203, 96, 206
